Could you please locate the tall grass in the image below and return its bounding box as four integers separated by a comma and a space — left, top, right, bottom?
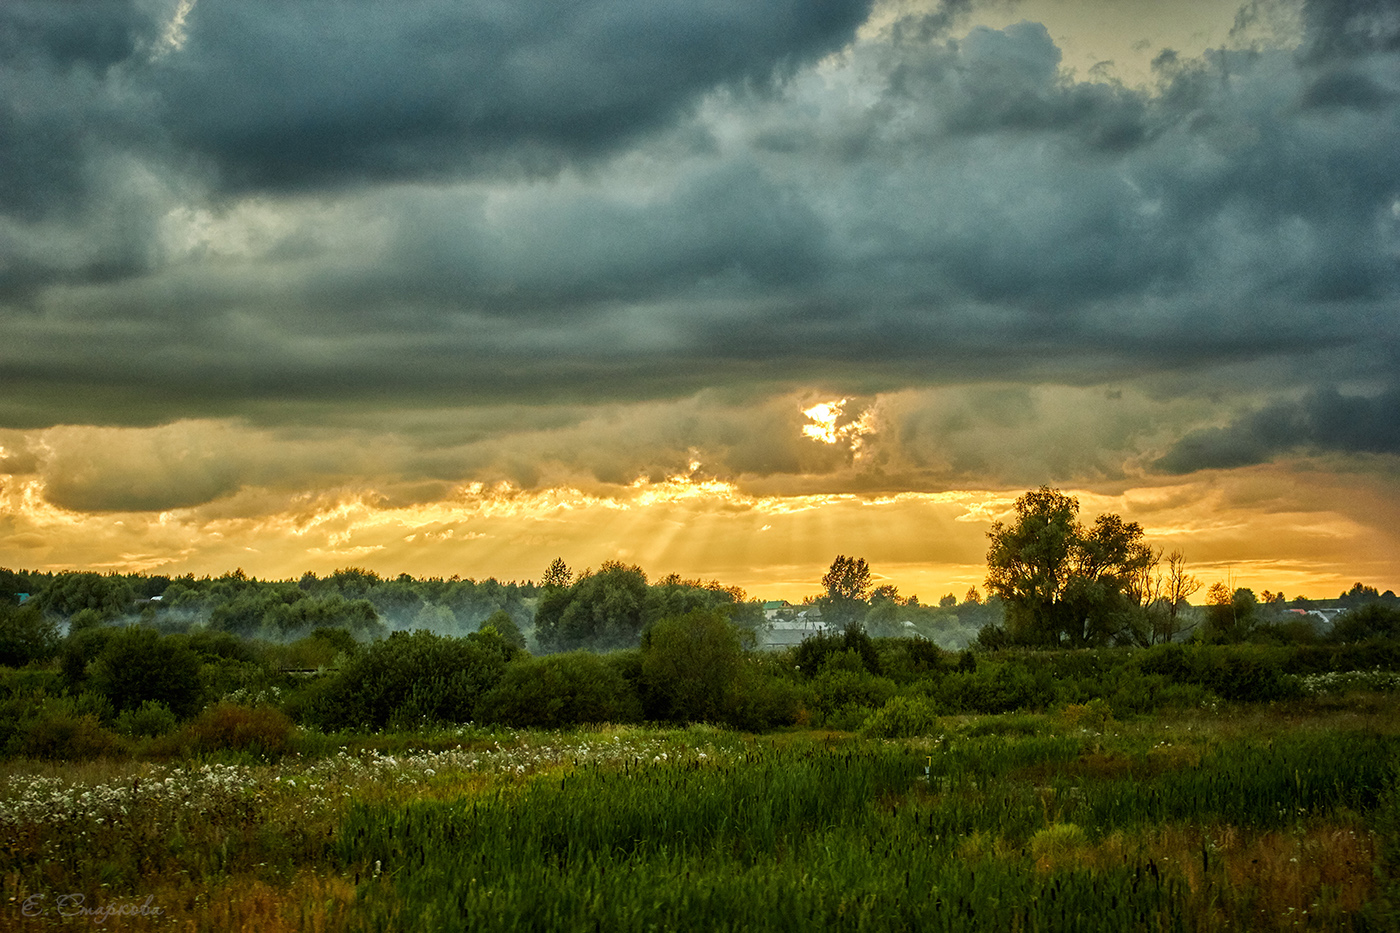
336, 729, 1397, 932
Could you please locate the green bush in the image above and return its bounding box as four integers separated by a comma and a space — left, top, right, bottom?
478, 652, 641, 728
17, 699, 123, 760
861, 694, 941, 738
641, 609, 744, 723
178, 703, 296, 758
1199, 648, 1301, 703
0, 602, 60, 667
310, 628, 511, 730
87, 627, 206, 718
933, 660, 1055, 714
726, 660, 810, 731
812, 652, 896, 723
113, 699, 179, 738
794, 627, 881, 678
60, 624, 116, 686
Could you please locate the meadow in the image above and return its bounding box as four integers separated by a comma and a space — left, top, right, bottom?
3, 694, 1398, 932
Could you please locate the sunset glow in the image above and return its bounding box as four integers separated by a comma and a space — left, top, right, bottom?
1, 0, 1397, 601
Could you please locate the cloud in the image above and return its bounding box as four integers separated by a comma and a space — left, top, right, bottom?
0, 0, 1398, 507
153, 0, 875, 192
1154, 385, 1400, 473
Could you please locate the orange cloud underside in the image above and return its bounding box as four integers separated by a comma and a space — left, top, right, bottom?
2, 467, 1395, 601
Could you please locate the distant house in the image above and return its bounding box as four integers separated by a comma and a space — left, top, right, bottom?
759, 607, 834, 650
762, 600, 793, 620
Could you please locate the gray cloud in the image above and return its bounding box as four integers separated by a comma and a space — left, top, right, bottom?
1, 0, 1398, 499
155, 0, 875, 192
1154, 385, 1400, 473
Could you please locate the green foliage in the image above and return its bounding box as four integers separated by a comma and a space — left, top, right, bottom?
18, 712, 122, 760
177, 703, 297, 758
535, 561, 651, 652
726, 660, 809, 731
87, 627, 206, 718
812, 651, 897, 725
860, 694, 942, 738
0, 601, 59, 667
793, 626, 881, 678
641, 609, 744, 723
112, 699, 180, 738
1330, 603, 1400, 643
310, 629, 512, 730
819, 554, 874, 630
29, 572, 136, 621
919, 659, 1057, 715
480, 609, 527, 652
477, 652, 642, 728
985, 487, 1154, 648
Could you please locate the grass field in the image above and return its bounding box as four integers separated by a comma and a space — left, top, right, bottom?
3, 696, 1398, 931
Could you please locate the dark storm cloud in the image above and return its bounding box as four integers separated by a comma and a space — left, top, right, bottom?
3, 0, 1400, 462
155, 0, 875, 192
1154, 385, 1400, 473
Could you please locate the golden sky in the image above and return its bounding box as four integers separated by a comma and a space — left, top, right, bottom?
1, 0, 1397, 601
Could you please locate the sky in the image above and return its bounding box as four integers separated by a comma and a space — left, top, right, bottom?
1, 0, 1398, 602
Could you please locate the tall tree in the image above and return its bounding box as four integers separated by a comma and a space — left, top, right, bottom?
1158, 549, 1201, 644
985, 487, 1155, 647
540, 557, 573, 590
821, 555, 873, 631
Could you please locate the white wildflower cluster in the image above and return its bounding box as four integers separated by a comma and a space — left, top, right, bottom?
0, 763, 260, 831
1298, 669, 1400, 696
220, 685, 284, 706
301, 732, 722, 787
0, 731, 730, 850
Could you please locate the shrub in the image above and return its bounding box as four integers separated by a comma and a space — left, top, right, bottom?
640, 609, 743, 723
18, 710, 122, 760
726, 665, 809, 731
310, 628, 511, 730
940, 661, 1055, 714
477, 652, 642, 728
480, 610, 527, 652
1200, 648, 1301, 703
812, 653, 896, 723
0, 603, 60, 667
794, 627, 882, 678
1330, 604, 1400, 643
180, 703, 296, 757
87, 627, 206, 718
113, 699, 179, 738
60, 625, 116, 687
861, 695, 941, 739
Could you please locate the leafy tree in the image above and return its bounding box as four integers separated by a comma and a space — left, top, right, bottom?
640, 609, 744, 723
87, 628, 205, 718
313, 629, 511, 730
984, 487, 1155, 647
0, 602, 59, 667
477, 652, 640, 727
535, 561, 651, 652
540, 557, 573, 590
1328, 603, 1400, 643
1200, 583, 1261, 644
481, 609, 527, 652
820, 555, 873, 631
30, 572, 136, 621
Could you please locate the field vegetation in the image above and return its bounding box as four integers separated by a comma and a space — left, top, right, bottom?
2, 697, 1398, 930
2, 487, 1399, 928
